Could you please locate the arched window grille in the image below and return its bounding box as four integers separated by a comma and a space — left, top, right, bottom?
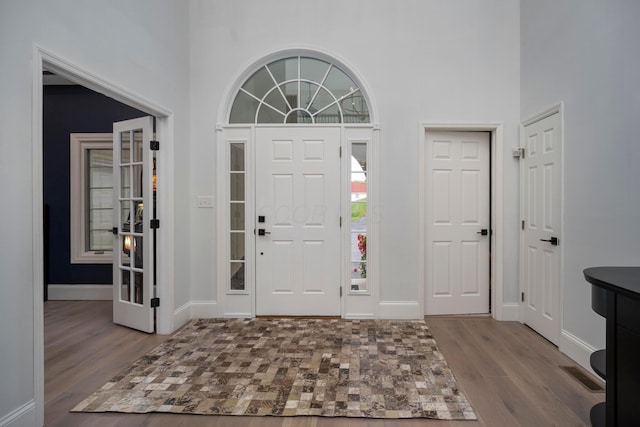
229, 56, 370, 124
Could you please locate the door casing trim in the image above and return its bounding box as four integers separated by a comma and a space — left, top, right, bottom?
32, 45, 176, 425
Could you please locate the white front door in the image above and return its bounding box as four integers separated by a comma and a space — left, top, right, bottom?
255, 127, 341, 316
522, 112, 562, 345
424, 131, 490, 315
112, 117, 156, 333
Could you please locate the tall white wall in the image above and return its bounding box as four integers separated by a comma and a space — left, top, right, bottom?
521, 0, 640, 354
189, 1, 521, 305
0, 1, 190, 424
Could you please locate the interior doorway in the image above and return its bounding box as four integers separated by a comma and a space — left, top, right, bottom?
33, 46, 175, 424
42, 76, 158, 333
43, 78, 147, 302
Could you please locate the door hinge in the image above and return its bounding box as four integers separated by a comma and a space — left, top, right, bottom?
112, 227, 118, 235
339, 146, 342, 158
513, 147, 525, 159
340, 286, 343, 297
150, 297, 160, 308
522, 220, 525, 230
521, 292, 525, 302
150, 219, 160, 229
339, 216, 342, 227
150, 140, 160, 151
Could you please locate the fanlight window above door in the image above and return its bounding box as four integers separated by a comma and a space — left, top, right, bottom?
229, 56, 370, 124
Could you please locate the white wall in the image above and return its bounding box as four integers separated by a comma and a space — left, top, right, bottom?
189, 0, 521, 306
521, 0, 640, 355
0, 1, 190, 424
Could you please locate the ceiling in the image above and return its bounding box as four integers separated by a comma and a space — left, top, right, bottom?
43, 70, 76, 85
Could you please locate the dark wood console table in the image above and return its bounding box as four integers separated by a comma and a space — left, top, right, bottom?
584, 267, 640, 427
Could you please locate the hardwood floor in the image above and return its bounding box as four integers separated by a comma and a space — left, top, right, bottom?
45, 301, 603, 426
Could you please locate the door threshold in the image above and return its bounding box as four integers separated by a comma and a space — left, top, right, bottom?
256, 315, 341, 319
424, 313, 492, 319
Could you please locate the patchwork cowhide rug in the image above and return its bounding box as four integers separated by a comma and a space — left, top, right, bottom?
72, 318, 476, 420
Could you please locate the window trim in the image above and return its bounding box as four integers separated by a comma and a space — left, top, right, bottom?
69, 133, 114, 264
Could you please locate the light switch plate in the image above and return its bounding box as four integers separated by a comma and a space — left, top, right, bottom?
197, 196, 214, 208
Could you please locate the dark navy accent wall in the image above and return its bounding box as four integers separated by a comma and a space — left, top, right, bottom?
44, 85, 146, 285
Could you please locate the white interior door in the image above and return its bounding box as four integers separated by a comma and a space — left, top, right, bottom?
112, 116, 155, 333
425, 131, 490, 315
255, 127, 341, 316
522, 112, 562, 345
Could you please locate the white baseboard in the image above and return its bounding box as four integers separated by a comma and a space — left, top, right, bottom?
497, 302, 520, 321
173, 301, 192, 330
560, 329, 600, 377
378, 301, 422, 319
48, 284, 112, 300
344, 313, 375, 319
0, 400, 36, 427
219, 312, 253, 318
172, 300, 219, 329
190, 301, 218, 318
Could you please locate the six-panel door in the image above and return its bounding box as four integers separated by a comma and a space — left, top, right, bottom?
255, 127, 341, 316
522, 113, 562, 345
424, 131, 490, 315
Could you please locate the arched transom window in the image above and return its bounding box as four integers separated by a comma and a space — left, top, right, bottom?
230, 56, 370, 124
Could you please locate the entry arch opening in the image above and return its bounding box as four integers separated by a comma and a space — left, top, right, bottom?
218, 49, 379, 318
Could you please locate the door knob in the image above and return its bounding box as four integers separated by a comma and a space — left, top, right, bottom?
540, 236, 559, 246
258, 229, 271, 236
477, 229, 488, 236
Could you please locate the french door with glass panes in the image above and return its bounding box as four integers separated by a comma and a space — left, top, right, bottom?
112, 117, 156, 333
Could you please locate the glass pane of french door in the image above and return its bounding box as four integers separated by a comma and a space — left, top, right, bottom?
118, 128, 144, 305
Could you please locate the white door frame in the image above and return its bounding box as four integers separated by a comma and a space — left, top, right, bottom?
418, 123, 505, 320
32, 46, 176, 425
518, 103, 564, 332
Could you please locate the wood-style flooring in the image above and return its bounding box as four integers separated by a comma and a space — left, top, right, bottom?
45, 301, 603, 426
